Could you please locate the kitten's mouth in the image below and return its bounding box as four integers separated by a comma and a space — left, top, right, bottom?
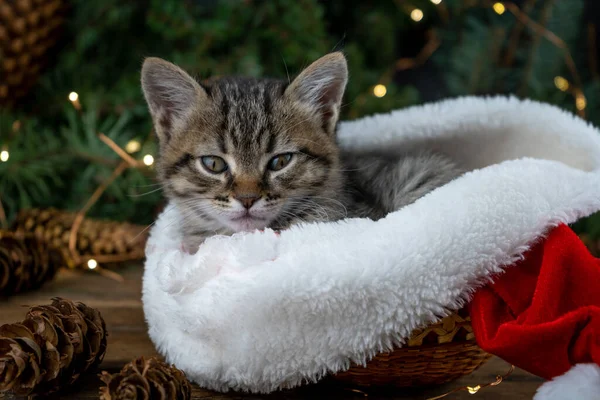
231, 213, 266, 222
228, 212, 270, 232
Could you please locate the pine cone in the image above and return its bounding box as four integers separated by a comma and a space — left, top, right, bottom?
0, 230, 60, 296
12, 208, 148, 268
0, 297, 107, 396
0, 0, 68, 106
99, 357, 192, 400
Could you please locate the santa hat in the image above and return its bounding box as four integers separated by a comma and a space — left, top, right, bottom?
143, 96, 600, 395
470, 224, 600, 399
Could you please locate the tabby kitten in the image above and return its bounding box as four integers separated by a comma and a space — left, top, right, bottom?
141, 52, 461, 252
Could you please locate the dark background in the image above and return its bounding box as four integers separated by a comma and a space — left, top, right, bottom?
1, 0, 599, 234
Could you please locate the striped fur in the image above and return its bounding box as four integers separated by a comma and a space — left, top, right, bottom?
141, 53, 462, 252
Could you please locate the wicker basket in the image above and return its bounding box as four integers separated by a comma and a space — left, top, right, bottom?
332, 310, 491, 387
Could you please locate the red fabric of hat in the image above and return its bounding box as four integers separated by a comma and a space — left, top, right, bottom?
469, 224, 600, 397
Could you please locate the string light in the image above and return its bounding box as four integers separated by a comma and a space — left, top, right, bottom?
576, 96, 587, 111
493, 2, 506, 15
554, 76, 569, 91
68, 91, 81, 110
125, 140, 141, 153
87, 259, 98, 270
0, 149, 8, 162
430, 0, 442, 4
373, 84, 387, 98
411, 8, 424, 22
143, 154, 154, 166
467, 385, 481, 394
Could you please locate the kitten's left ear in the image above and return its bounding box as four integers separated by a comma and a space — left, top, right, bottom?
285, 52, 348, 136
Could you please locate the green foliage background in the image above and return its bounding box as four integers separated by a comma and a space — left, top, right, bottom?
1, 0, 599, 233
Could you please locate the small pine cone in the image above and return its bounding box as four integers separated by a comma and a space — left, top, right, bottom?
0, 230, 61, 295
0, 0, 69, 106
12, 208, 148, 267
99, 357, 192, 400
0, 297, 107, 396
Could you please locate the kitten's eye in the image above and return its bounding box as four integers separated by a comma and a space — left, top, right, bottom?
200, 156, 228, 173
268, 153, 293, 171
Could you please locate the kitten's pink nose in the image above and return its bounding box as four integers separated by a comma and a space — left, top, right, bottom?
235, 194, 260, 209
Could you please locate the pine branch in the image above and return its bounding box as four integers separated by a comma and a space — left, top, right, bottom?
518, 0, 556, 97
503, 0, 538, 68
589, 23, 600, 81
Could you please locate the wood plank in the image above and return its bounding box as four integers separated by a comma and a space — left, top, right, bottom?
0, 266, 544, 399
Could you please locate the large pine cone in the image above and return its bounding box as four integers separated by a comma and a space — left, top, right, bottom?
100, 357, 192, 400
0, 297, 107, 396
0, 0, 68, 106
12, 208, 148, 268
0, 230, 60, 296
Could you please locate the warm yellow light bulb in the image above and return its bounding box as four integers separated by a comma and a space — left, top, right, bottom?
0, 150, 8, 162
373, 84, 387, 98
431, 0, 442, 4
553, 76, 569, 92
68, 92, 79, 102
125, 140, 141, 153
87, 259, 98, 270
411, 8, 424, 22
576, 96, 587, 111
143, 154, 155, 166
493, 2, 506, 15
467, 385, 481, 394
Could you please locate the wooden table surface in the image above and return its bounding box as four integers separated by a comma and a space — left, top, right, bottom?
0, 265, 544, 399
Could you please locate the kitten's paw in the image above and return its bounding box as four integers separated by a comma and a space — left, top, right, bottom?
182, 237, 205, 254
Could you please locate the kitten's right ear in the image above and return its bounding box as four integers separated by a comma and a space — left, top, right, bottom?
141, 57, 208, 143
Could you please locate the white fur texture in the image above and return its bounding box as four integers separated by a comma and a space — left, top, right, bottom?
143, 96, 600, 393
534, 364, 600, 400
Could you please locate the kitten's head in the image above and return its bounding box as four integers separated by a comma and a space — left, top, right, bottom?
141, 53, 348, 233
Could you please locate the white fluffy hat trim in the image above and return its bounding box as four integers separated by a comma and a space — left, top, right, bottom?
534, 364, 600, 400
